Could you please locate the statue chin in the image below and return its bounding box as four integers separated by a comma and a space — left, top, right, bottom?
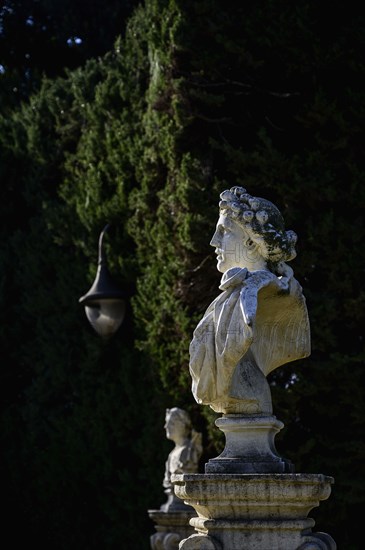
216, 260, 225, 273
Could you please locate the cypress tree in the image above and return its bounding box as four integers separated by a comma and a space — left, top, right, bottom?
0, 1, 363, 548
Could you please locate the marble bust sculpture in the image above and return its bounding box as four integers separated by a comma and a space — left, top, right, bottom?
173, 188, 335, 548
189, 186, 310, 415
161, 407, 202, 512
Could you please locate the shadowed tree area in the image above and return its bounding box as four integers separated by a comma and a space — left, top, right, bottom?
0, 0, 138, 110
0, 1, 364, 548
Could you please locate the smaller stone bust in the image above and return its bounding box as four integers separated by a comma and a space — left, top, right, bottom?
161, 407, 202, 512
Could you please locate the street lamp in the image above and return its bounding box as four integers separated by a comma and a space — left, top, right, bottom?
79, 224, 126, 339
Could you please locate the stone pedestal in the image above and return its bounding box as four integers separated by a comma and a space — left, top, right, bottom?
172, 473, 336, 550
205, 414, 293, 474
148, 508, 196, 550
148, 489, 196, 549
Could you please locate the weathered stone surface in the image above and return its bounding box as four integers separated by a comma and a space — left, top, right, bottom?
188, 187, 312, 474
172, 188, 335, 548
148, 510, 196, 550
173, 473, 336, 550
189, 187, 310, 417
205, 414, 293, 474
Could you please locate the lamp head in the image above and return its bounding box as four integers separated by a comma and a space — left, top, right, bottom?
79, 224, 126, 339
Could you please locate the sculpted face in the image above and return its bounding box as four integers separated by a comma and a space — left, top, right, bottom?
164, 411, 187, 442
210, 213, 265, 273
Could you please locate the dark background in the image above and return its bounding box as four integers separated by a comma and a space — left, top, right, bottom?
0, 1, 364, 548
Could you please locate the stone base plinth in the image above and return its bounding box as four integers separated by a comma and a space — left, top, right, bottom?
172, 473, 336, 550
205, 414, 293, 474
148, 509, 196, 550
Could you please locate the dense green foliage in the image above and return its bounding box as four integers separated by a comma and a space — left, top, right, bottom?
0, 1, 364, 548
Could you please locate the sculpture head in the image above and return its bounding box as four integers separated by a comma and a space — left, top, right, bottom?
210, 186, 297, 273
164, 407, 192, 444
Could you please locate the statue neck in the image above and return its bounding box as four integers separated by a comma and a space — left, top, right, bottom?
172, 435, 189, 448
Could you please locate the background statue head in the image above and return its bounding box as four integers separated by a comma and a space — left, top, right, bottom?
210, 186, 297, 273
164, 407, 192, 444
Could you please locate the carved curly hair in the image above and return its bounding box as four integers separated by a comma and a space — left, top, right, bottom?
219, 186, 297, 265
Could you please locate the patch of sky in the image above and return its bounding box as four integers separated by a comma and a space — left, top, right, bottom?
284, 372, 300, 389
67, 36, 83, 46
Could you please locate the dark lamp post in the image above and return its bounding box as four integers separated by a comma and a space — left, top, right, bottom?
79, 224, 126, 339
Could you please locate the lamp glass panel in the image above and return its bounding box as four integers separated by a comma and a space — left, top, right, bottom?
84, 298, 126, 339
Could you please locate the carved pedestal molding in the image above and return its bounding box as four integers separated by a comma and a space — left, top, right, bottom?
172, 473, 336, 550
148, 509, 196, 550
205, 414, 293, 474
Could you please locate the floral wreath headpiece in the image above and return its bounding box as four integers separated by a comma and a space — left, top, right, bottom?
219, 186, 297, 263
